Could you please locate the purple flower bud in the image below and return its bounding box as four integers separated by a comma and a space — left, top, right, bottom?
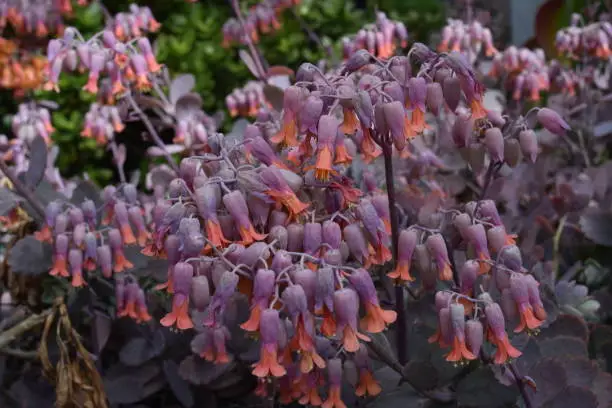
426, 234, 453, 281
345, 49, 372, 72
173, 262, 194, 295
259, 308, 281, 345
343, 224, 369, 264
292, 267, 317, 308
518, 129, 538, 163
435, 291, 452, 312
487, 110, 506, 128
54, 213, 69, 235
452, 112, 473, 148
383, 82, 405, 103
296, 62, 318, 82
398, 228, 418, 263
287, 223, 305, 252
484, 127, 504, 162
460, 260, 479, 294
237, 241, 271, 269
303, 222, 322, 257
487, 226, 508, 253
347, 268, 379, 306
108, 228, 123, 250
271, 250, 292, 274
283, 85, 304, 113
438, 307, 452, 345
484, 302, 506, 338
282, 284, 308, 317
253, 268, 276, 301
68, 207, 85, 227
426, 82, 444, 116
299, 95, 324, 134
268, 225, 288, 250
465, 223, 490, 259
72, 223, 87, 248
500, 288, 517, 320
383, 101, 408, 150
478, 200, 502, 226
537, 108, 570, 135
498, 245, 522, 272
80, 199, 96, 227
453, 213, 471, 239
315, 267, 335, 313
97, 245, 112, 278
465, 319, 484, 355
322, 221, 341, 250
443, 76, 461, 112
327, 358, 343, 386
44, 201, 62, 228
191, 275, 210, 311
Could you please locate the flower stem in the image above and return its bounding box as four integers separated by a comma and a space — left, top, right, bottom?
381, 141, 407, 365
125, 93, 180, 174
508, 362, 534, 408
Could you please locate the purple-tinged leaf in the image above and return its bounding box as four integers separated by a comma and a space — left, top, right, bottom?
267, 74, 291, 90
178, 355, 236, 386
593, 121, 612, 138
367, 367, 433, 408
556, 357, 598, 388
456, 367, 518, 407
401, 361, 438, 390
539, 336, 588, 359
147, 144, 186, 157
170, 74, 196, 106
263, 84, 284, 112
541, 385, 597, 408
25, 136, 47, 189
70, 180, 101, 207
119, 330, 166, 367
580, 210, 612, 247
104, 362, 162, 404
592, 372, 612, 408
91, 311, 111, 355
37, 100, 59, 110
163, 359, 194, 408
175, 93, 203, 112
539, 314, 590, 343
239, 49, 261, 79
0, 187, 23, 215
8, 236, 52, 276
526, 358, 567, 406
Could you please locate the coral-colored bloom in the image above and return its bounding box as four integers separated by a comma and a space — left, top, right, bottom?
260, 166, 309, 218
445, 303, 476, 364
349, 268, 396, 333
223, 190, 267, 245
485, 302, 522, 364
252, 309, 287, 378
160, 262, 194, 330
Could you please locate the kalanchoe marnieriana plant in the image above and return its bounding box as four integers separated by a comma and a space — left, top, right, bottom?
11, 102, 55, 145
221, 0, 299, 48
105, 4, 161, 42
0, 0, 89, 37
340, 11, 408, 60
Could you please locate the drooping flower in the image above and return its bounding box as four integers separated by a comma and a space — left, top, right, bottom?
109, 228, 134, 273
484, 301, 522, 364
445, 303, 476, 364
353, 344, 382, 397
388, 229, 417, 282
260, 166, 309, 219
426, 234, 453, 281
252, 308, 287, 378
161, 262, 194, 330
348, 268, 396, 333
510, 273, 544, 333
241, 269, 275, 332
50, 233, 69, 278
313, 115, 340, 181
323, 358, 346, 408
271, 86, 304, 147
223, 190, 267, 245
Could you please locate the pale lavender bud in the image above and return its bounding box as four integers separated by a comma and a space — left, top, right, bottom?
270, 250, 292, 274
484, 127, 504, 162
518, 129, 538, 163
537, 108, 570, 135
282, 284, 308, 317
54, 213, 69, 234
237, 241, 270, 269
292, 267, 317, 308
487, 226, 508, 253
260, 308, 281, 345
253, 268, 276, 301
303, 222, 322, 257
322, 220, 342, 250
97, 245, 112, 278
343, 224, 369, 264
487, 110, 506, 128
443, 76, 461, 112
268, 225, 288, 250
426, 82, 444, 115
383, 101, 408, 150
452, 112, 473, 148
498, 245, 522, 272
345, 49, 372, 72
460, 260, 479, 294
465, 319, 484, 355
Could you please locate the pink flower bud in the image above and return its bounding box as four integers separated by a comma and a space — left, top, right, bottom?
518, 129, 538, 163
322, 220, 341, 250
484, 127, 504, 162
259, 308, 282, 345
498, 245, 522, 272
487, 225, 508, 253
426, 82, 444, 115
270, 250, 292, 274
315, 266, 335, 313
299, 95, 324, 134
537, 108, 570, 136
478, 200, 502, 226
345, 49, 371, 72
465, 319, 483, 355
287, 223, 304, 252
426, 234, 453, 281
97, 245, 112, 278
303, 222, 322, 257
452, 112, 473, 148
191, 275, 210, 311
282, 284, 308, 318
237, 241, 271, 269
268, 225, 288, 250
459, 260, 479, 294
443, 76, 461, 112
383, 101, 408, 150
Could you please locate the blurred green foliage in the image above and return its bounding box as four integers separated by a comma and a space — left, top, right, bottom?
1, 0, 445, 186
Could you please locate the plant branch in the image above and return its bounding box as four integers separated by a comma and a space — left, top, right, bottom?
229, 0, 268, 80
0, 158, 45, 221
0, 309, 52, 350
381, 141, 407, 365
108, 141, 127, 184
126, 93, 180, 174
508, 362, 534, 408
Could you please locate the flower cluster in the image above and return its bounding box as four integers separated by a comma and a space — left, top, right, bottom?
81, 103, 126, 145
44, 26, 163, 95
0, 39, 47, 95
555, 14, 612, 59
488, 46, 550, 102
438, 18, 497, 60
11, 102, 55, 144
34, 184, 153, 290
106, 4, 161, 41
226, 80, 269, 118
221, 0, 299, 48
0, 0, 89, 37
341, 12, 408, 59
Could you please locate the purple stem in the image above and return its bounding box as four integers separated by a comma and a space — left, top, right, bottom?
229, 0, 268, 79
108, 141, 127, 184
381, 141, 407, 365
125, 93, 179, 174
508, 362, 534, 408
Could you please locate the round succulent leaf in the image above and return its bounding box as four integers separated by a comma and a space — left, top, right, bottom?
456, 367, 518, 408
526, 358, 567, 406
541, 385, 597, 408
538, 336, 588, 359
539, 314, 589, 342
